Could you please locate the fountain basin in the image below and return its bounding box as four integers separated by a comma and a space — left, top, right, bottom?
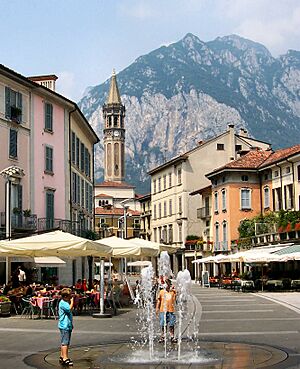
28, 340, 290, 369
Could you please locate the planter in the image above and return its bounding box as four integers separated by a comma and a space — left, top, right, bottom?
0, 301, 11, 316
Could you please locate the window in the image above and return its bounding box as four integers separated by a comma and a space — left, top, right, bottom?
273, 188, 282, 211
45, 146, 53, 173
284, 184, 293, 209
169, 199, 172, 216
158, 203, 162, 219
85, 181, 89, 210
235, 144, 242, 151
163, 201, 167, 217
80, 143, 85, 172
298, 165, 300, 181
5, 87, 22, 123
178, 196, 182, 213
178, 223, 182, 242
154, 228, 157, 243
44, 102, 53, 131
241, 175, 249, 182
71, 132, 76, 164
153, 204, 156, 219
81, 178, 85, 207
158, 177, 161, 192
215, 222, 220, 250
286, 167, 291, 174
241, 188, 251, 210
214, 192, 218, 213
221, 189, 226, 211
9, 129, 17, 158
76, 137, 80, 167
177, 167, 182, 185
153, 179, 156, 194
46, 190, 54, 228
168, 173, 172, 188
163, 175, 166, 190
84, 148, 89, 176
264, 186, 270, 209
274, 170, 279, 178
222, 221, 227, 242
168, 225, 173, 244
217, 143, 224, 150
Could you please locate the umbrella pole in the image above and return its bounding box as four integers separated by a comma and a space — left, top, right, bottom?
93, 258, 112, 318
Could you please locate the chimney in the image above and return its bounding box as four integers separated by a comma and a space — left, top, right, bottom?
28, 75, 58, 92
228, 124, 235, 160
239, 128, 248, 137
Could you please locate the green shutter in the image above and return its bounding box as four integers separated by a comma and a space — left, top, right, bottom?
17, 184, 23, 211
9, 129, 17, 158
5, 87, 11, 118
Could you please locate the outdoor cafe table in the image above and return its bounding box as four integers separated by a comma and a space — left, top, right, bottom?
265, 280, 283, 290
30, 296, 51, 318
231, 279, 255, 291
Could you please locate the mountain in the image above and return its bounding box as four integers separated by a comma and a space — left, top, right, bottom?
78, 33, 300, 194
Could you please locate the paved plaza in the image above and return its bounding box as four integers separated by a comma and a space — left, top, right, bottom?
1, 285, 300, 368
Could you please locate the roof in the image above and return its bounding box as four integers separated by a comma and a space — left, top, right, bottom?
95, 207, 140, 216
28, 75, 58, 81
206, 149, 272, 177
106, 70, 121, 105
0, 64, 99, 144
137, 193, 151, 201
94, 193, 113, 199
148, 154, 188, 175
95, 181, 135, 189
190, 185, 212, 196
260, 145, 300, 168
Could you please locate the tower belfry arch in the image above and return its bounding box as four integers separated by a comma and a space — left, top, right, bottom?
102, 70, 126, 182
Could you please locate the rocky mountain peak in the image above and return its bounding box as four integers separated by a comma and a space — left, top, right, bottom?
78, 34, 300, 193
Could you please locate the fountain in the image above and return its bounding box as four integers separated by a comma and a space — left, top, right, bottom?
27, 253, 291, 369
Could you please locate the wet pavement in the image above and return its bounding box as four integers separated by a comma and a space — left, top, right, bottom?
2, 286, 300, 368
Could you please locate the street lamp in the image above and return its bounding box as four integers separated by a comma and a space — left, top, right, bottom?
120, 198, 133, 239
0, 166, 25, 283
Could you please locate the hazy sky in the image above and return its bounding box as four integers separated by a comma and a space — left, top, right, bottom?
1, 0, 299, 101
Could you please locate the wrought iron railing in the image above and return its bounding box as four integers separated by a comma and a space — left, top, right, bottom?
197, 207, 211, 219
0, 212, 37, 230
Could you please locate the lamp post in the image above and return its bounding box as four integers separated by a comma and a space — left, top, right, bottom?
0, 166, 25, 284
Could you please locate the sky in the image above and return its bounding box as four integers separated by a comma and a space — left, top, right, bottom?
0, 0, 299, 101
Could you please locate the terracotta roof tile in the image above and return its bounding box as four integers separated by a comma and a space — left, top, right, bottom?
95, 181, 135, 189
260, 145, 300, 167
95, 207, 140, 216
94, 193, 113, 198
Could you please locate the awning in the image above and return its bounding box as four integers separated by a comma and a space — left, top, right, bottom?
127, 260, 152, 267
34, 256, 66, 267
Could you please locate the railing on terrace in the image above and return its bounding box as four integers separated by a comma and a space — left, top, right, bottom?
197, 207, 211, 219
38, 218, 80, 235
0, 212, 37, 231
214, 241, 229, 252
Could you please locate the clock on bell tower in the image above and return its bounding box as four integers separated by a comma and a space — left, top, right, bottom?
102, 70, 126, 183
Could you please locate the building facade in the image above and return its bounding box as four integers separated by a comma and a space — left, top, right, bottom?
149, 125, 271, 275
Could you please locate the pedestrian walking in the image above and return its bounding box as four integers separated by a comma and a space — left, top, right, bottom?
156, 279, 177, 343
58, 288, 74, 366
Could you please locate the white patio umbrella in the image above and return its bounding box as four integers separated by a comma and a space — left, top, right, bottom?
239, 251, 285, 263
96, 236, 158, 257
130, 238, 178, 254
127, 260, 152, 267
0, 230, 112, 257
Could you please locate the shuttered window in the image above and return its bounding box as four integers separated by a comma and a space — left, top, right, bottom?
46, 190, 54, 228
71, 132, 76, 164
44, 102, 53, 131
5, 87, 22, 123
9, 129, 18, 158
45, 146, 53, 172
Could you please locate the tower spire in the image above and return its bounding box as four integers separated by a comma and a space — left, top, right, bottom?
107, 69, 121, 105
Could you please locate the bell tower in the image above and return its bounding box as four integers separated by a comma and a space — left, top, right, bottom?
102, 70, 126, 182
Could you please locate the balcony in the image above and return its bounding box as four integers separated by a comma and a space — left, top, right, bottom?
38, 218, 79, 234
197, 207, 211, 219
0, 212, 37, 231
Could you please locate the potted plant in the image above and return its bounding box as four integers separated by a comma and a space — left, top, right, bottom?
23, 209, 31, 217
0, 296, 11, 316
12, 207, 21, 215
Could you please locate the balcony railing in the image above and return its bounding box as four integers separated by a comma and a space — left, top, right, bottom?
0, 212, 37, 231
197, 207, 211, 219
38, 218, 79, 234
214, 241, 229, 252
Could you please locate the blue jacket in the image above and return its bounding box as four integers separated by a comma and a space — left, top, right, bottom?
58, 299, 73, 331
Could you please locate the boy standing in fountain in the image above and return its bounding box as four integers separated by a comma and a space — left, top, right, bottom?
58, 288, 74, 366
156, 279, 177, 343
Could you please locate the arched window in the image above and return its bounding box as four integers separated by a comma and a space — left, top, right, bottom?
264, 186, 270, 209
